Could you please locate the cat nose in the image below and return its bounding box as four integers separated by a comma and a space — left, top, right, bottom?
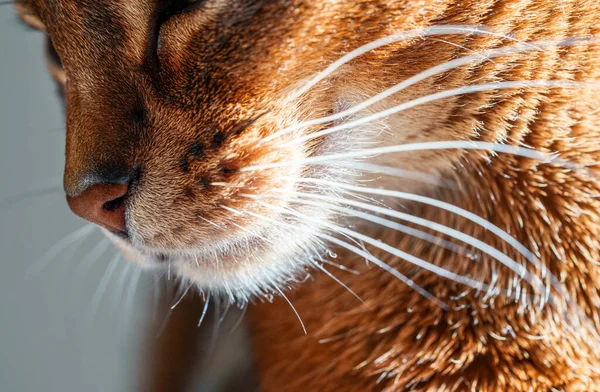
66, 182, 129, 232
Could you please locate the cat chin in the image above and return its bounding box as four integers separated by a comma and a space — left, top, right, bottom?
102, 211, 330, 303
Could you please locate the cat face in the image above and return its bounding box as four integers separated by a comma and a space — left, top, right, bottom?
22, 0, 600, 305
16, 0, 467, 301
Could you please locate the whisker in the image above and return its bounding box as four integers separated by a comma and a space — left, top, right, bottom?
428, 37, 499, 65
114, 262, 134, 315
73, 238, 111, 283
209, 296, 222, 354
321, 258, 360, 275
151, 272, 161, 323
284, 179, 564, 309
218, 300, 232, 328
319, 230, 449, 310
242, 137, 587, 173
255, 197, 496, 295
229, 302, 248, 334
275, 284, 307, 334
198, 293, 211, 327
311, 260, 365, 304
198, 215, 225, 230
154, 280, 177, 338
221, 203, 368, 257
221, 205, 274, 243
259, 190, 527, 279
268, 38, 594, 145
171, 281, 194, 310
84, 253, 122, 325
288, 190, 469, 256
252, 183, 598, 342
123, 267, 143, 330
27, 224, 97, 274
256, 197, 599, 345
238, 203, 449, 310
296, 178, 539, 259
286, 24, 554, 103
327, 162, 453, 188
279, 81, 600, 149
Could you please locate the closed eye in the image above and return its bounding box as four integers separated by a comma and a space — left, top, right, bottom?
159, 0, 209, 24
152, 0, 210, 64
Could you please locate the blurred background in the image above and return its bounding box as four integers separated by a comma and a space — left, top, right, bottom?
0, 9, 152, 392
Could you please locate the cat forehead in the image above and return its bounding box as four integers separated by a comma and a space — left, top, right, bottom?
16, 0, 164, 71
15, 0, 155, 35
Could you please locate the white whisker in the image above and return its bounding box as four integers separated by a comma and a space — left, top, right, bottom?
151, 272, 161, 323
239, 202, 449, 310
244, 136, 584, 173
229, 303, 248, 335
285, 24, 557, 104
321, 258, 360, 275
198, 215, 225, 230
255, 197, 496, 295
285, 179, 561, 307
311, 260, 365, 304
171, 281, 194, 310
84, 253, 122, 325
208, 296, 221, 354
198, 293, 211, 327
123, 267, 142, 330
74, 238, 111, 282
28, 224, 96, 274
280, 81, 599, 149
114, 262, 133, 314
270, 38, 594, 145
218, 300, 231, 326
328, 162, 453, 188
275, 285, 307, 334
318, 230, 449, 310
220, 205, 274, 243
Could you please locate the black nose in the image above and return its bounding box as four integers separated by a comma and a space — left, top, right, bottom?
65, 167, 134, 232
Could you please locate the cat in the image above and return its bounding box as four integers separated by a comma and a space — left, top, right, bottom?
14, 0, 600, 390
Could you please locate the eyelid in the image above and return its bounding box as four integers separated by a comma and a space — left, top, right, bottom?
158, 0, 207, 24
154, 0, 208, 61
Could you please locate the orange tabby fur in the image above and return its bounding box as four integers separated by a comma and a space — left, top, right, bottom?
14, 0, 600, 390
246, 1, 600, 391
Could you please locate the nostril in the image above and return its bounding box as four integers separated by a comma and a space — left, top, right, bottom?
103, 196, 125, 212
66, 183, 130, 232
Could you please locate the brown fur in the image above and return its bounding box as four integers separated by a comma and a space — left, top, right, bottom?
14, 0, 600, 390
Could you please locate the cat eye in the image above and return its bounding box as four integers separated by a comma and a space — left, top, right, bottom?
159, 0, 208, 22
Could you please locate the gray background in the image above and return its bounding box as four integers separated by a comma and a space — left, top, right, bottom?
0, 9, 152, 392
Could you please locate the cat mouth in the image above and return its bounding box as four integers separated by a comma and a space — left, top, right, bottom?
105, 224, 270, 271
